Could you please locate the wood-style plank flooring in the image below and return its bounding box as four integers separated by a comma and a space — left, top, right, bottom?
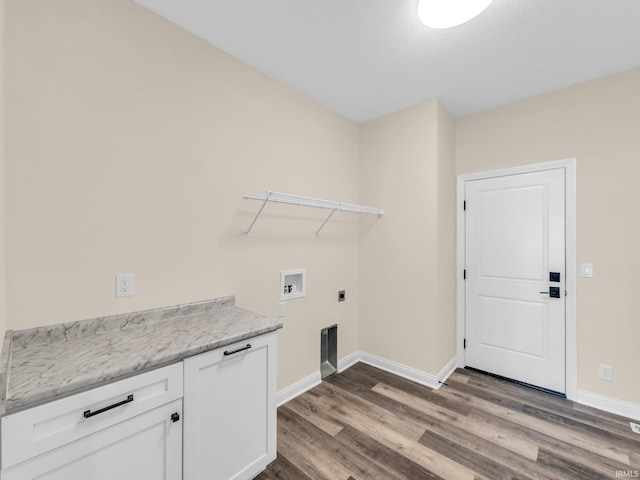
256, 363, 640, 480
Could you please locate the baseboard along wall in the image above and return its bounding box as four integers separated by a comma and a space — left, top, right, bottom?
277, 352, 640, 422
276, 351, 456, 407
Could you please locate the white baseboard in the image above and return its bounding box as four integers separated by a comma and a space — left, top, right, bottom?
276, 370, 321, 407
574, 389, 640, 421
337, 351, 361, 373
275, 353, 359, 407
277, 352, 458, 406
276, 355, 640, 425
437, 356, 458, 386
358, 352, 457, 390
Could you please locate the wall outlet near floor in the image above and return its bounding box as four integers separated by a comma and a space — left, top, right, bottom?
598, 364, 613, 382
630, 422, 640, 434
581, 263, 595, 278
116, 274, 134, 297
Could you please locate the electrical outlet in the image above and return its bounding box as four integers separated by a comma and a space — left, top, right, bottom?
278, 302, 286, 318
581, 263, 595, 278
630, 422, 640, 434
598, 364, 613, 382
116, 274, 134, 298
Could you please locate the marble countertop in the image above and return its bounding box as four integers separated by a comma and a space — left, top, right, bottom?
0, 296, 282, 415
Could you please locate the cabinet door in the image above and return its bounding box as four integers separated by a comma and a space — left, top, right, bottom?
1, 399, 182, 480
183, 332, 277, 480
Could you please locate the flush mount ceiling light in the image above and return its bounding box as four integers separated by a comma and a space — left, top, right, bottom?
417, 0, 494, 29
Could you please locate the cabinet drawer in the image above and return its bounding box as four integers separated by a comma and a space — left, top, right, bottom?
1, 363, 183, 469
1, 399, 183, 480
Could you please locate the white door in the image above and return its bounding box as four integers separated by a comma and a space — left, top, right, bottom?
465, 168, 566, 393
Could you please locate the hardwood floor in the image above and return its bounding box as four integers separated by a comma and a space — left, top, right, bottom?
256, 363, 640, 480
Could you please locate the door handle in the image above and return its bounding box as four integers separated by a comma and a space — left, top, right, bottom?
539, 287, 561, 298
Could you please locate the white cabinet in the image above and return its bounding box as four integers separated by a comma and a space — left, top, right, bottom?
183, 332, 277, 480
1, 364, 183, 480
0, 332, 278, 480
1, 400, 182, 480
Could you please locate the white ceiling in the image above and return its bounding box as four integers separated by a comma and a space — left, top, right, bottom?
135, 0, 640, 123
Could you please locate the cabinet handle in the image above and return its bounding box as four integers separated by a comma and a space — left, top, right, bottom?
83, 394, 134, 419
223, 344, 252, 356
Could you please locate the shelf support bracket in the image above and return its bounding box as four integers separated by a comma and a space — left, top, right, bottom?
315, 207, 338, 236
245, 196, 269, 236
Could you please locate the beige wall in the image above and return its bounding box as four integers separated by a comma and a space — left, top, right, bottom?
5, 0, 361, 390
0, 0, 6, 341
6, 0, 638, 408
457, 68, 640, 404
359, 99, 456, 376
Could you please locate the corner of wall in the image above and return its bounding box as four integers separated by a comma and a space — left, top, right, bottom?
434, 101, 457, 369
0, 0, 7, 341
358, 99, 461, 377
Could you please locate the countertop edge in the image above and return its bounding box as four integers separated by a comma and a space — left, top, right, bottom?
1, 297, 283, 416
0, 331, 13, 416
3, 322, 282, 416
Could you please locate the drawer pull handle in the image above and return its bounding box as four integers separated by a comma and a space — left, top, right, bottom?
224, 344, 252, 356
83, 394, 134, 419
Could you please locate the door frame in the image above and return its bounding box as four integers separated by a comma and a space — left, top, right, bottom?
456, 159, 577, 400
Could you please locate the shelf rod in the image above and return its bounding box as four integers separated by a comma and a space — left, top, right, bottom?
243, 191, 383, 215
315, 207, 339, 236
244, 195, 269, 236
242, 191, 383, 236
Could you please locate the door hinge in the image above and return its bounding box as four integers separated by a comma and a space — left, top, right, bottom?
463, 269, 467, 280
463, 338, 466, 349
463, 200, 466, 211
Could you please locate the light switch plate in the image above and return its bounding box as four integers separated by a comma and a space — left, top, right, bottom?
581, 263, 594, 278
